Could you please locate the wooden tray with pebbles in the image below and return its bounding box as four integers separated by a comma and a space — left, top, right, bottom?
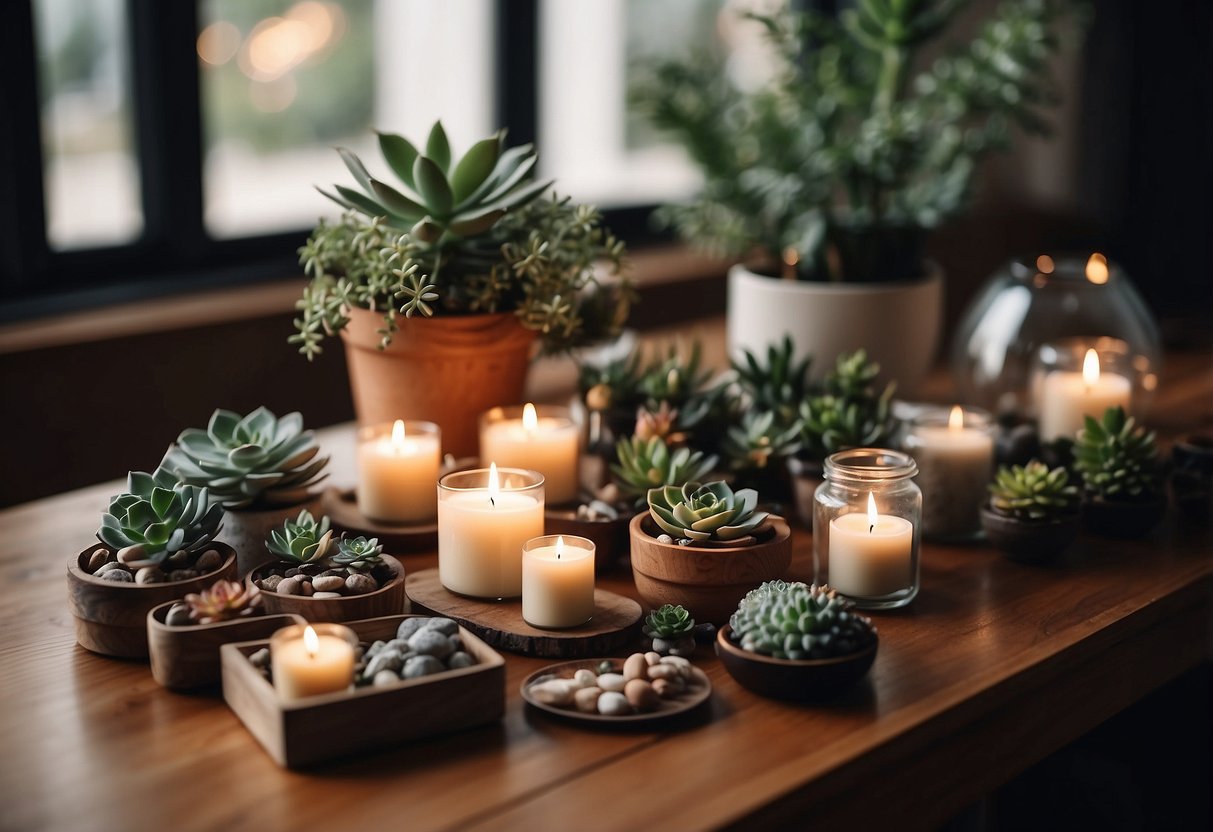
521, 652, 712, 724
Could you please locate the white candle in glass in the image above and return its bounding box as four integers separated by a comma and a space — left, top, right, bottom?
480, 403, 580, 504
357, 420, 441, 523
270, 624, 356, 701
1038, 349, 1132, 441
829, 492, 914, 598
522, 534, 595, 628
907, 406, 995, 539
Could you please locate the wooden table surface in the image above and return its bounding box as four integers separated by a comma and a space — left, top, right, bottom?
2, 342, 1211, 832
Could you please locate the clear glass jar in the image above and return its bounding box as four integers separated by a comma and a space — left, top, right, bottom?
1031, 338, 1144, 442
903, 406, 996, 541
813, 449, 921, 609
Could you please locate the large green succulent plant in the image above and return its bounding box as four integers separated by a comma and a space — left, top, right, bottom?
1074, 407, 1161, 501
729, 580, 876, 660
648, 481, 769, 542
162, 407, 329, 510
97, 468, 224, 567
988, 460, 1079, 521
613, 436, 718, 500
266, 510, 335, 564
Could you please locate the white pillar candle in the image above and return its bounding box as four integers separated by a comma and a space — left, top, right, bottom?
1038, 349, 1132, 441
829, 493, 914, 598
480, 403, 580, 505
357, 420, 442, 523
522, 534, 596, 628
270, 624, 356, 701
907, 406, 995, 539
437, 463, 545, 599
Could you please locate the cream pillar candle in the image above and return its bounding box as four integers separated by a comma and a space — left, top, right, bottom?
437, 464, 545, 599
906, 405, 995, 539
357, 420, 442, 523
522, 534, 596, 628
829, 493, 914, 599
270, 624, 357, 701
480, 403, 580, 504
1038, 349, 1132, 441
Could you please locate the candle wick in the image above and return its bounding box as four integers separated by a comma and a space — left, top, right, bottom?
490, 496, 495, 508
869, 523, 874, 534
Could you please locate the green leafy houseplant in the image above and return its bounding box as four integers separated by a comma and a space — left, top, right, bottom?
292, 121, 632, 358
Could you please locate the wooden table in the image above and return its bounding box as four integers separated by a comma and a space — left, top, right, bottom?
2, 351, 1210, 832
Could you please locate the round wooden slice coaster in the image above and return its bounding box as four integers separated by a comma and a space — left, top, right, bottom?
405, 568, 643, 658
320, 487, 438, 552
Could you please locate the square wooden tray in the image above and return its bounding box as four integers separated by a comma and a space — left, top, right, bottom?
220, 614, 506, 768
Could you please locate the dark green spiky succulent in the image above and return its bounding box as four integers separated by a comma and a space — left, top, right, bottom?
648, 481, 769, 542
163, 407, 329, 510
731, 335, 813, 428
643, 604, 695, 639
97, 468, 224, 567
612, 436, 718, 499
332, 535, 384, 571
988, 460, 1079, 521
1074, 406, 1161, 501
729, 581, 876, 660
723, 409, 802, 473
797, 350, 895, 460
266, 510, 334, 564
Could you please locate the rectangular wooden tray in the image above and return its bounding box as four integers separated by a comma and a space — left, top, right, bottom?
220, 614, 506, 768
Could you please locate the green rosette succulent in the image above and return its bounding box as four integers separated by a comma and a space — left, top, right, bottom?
643, 604, 695, 638
797, 350, 895, 460
1074, 406, 1162, 501
332, 535, 384, 571
98, 468, 224, 568
613, 436, 718, 499
723, 410, 802, 473
647, 481, 769, 542
731, 335, 812, 429
729, 581, 876, 660
266, 510, 334, 564
163, 406, 329, 510
988, 460, 1079, 521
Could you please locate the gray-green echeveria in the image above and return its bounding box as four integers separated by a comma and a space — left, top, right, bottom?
97, 467, 224, 568
647, 480, 768, 542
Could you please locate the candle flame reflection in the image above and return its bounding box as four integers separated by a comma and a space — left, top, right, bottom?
556, 535, 564, 559
948, 405, 964, 431
866, 492, 878, 534
303, 625, 319, 658
1086, 253, 1109, 285
1082, 349, 1100, 388
488, 462, 499, 507
523, 402, 538, 433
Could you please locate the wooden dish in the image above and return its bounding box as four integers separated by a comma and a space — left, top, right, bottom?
1081, 494, 1167, 539
247, 554, 408, 623
320, 487, 438, 552
146, 603, 305, 690
715, 624, 877, 702
629, 513, 793, 624
66, 543, 238, 659
980, 506, 1080, 563
221, 613, 506, 767
520, 659, 711, 724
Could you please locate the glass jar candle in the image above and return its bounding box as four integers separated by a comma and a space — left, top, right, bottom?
1032, 338, 1142, 442
356, 419, 442, 524
813, 449, 921, 609
903, 405, 996, 541
479, 403, 581, 505
522, 534, 596, 628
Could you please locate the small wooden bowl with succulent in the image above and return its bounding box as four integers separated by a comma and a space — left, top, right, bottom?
1073, 406, 1167, 539
245, 510, 407, 622
67, 468, 237, 659
980, 460, 1081, 563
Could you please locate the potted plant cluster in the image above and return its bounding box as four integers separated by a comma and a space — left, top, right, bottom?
67, 468, 235, 658
162, 406, 330, 577
292, 121, 633, 456
980, 460, 1080, 563
1073, 406, 1166, 538
716, 580, 878, 701
633, 0, 1074, 389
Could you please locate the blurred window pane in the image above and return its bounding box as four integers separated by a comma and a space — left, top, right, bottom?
34, 0, 142, 250
200, 0, 494, 239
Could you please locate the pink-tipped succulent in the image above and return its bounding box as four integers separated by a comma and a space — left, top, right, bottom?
184, 580, 261, 624
635, 402, 686, 446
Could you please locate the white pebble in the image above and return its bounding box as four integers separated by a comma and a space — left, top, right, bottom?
596, 672, 627, 692
597, 691, 631, 716
572, 669, 598, 688
529, 679, 577, 706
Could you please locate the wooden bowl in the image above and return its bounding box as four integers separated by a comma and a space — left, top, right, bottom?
715, 624, 877, 702
67, 543, 238, 659
979, 506, 1081, 563
544, 508, 635, 574
1081, 494, 1167, 539
629, 513, 793, 624
247, 555, 408, 623
147, 603, 305, 690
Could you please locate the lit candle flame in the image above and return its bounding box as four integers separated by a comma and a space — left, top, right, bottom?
948, 405, 964, 431
1085, 253, 1109, 285
867, 492, 878, 534
1082, 349, 1100, 388
391, 419, 406, 446
556, 535, 564, 560
303, 625, 319, 658
488, 461, 499, 507
522, 402, 538, 434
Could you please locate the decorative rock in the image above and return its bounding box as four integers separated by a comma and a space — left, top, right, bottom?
645, 652, 662, 666
319, 568, 347, 579
365, 640, 387, 657
87, 548, 111, 573
408, 629, 455, 659
373, 670, 399, 687
345, 574, 378, 595
94, 562, 127, 578
284, 568, 301, 578
448, 635, 463, 652
259, 574, 283, 592
134, 567, 162, 585
312, 576, 345, 593
657, 534, 674, 544
299, 582, 315, 597
312, 591, 342, 599
647, 664, 682, 682
573, 668, 598, 688
276, 576, 304, 596
164, 549, 190, 567
423, 617, 459, 636
396, 618, 428, 641
596, 660, 614, 675
574, 686, 603, 713
623, 653, 648, 682
625, 679, 660, 712
596, 691, 631, 716
383, 639, 409, 654
249, 647, 270, 668
165, 603, 192, 627
101, 569, 133, 582
529, 679, 577, 706
597, 672, 626, 693
660, 656, 692, 676
402, 655, 445, 679
448, 652, 475, 669
365, 650, 404, 678
194, 549, 223, 573
168, 569, 199, 582
652, 678, 679, 699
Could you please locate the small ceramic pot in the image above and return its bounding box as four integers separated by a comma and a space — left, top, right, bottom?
1081, 493, 1167, 539
1171, 434, 1213, 521
715, 624, 877, 701
218, 495, 322, 578
247, 555, 408, 622
979, 506, 1080, 563
629, 513, 793, 624
787, 456, 824, 529
544, 508, 635, 574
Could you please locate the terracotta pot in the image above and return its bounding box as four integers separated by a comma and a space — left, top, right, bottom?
218, 495, 322, 579
67, 543, 238, 659
715, 624, 877, 701
247, 554, 408, 623
629, 513, 793, 624
979, 506, 1080, 563
786, 456, 824, 529
340, 307, 536, 457
1081, 493, 1167, 539
147, 603, 305, 690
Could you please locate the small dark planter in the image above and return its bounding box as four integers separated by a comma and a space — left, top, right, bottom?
787, 456, 824, 529
1081, 493, 1167, 539
715, 625, 877, 702
1171, 434, 1213, 521
979, 506, 1080, 563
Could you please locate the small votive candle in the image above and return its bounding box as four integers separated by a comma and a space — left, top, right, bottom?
904, 405, 996, 540
522, 534, 596, 629
480, 403, 580, 505
1037, 347, 1132, 442
270, 623, 357, 701
357, 420, 442, 523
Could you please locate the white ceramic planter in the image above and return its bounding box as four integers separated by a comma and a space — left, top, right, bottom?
726, 263, 944, 393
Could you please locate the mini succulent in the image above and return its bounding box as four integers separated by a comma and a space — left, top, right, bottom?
266, 510, 335, 564
1074, 406, 1162, 501
722, 410, 802, 473
729, 581, 876, 660
333, 535, 384, 571
634, 401, 687, 446
988, 460, 1079, 521
97, 468, 224, 568
580, 352, 645, 412
642, 604, 697, 656
183, 580, 261, 625
797, 350, 895, 461
648, 481, 769, 542
162, 407, 329, 510
731, 335, 813, 428
613, 436, 718, 499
